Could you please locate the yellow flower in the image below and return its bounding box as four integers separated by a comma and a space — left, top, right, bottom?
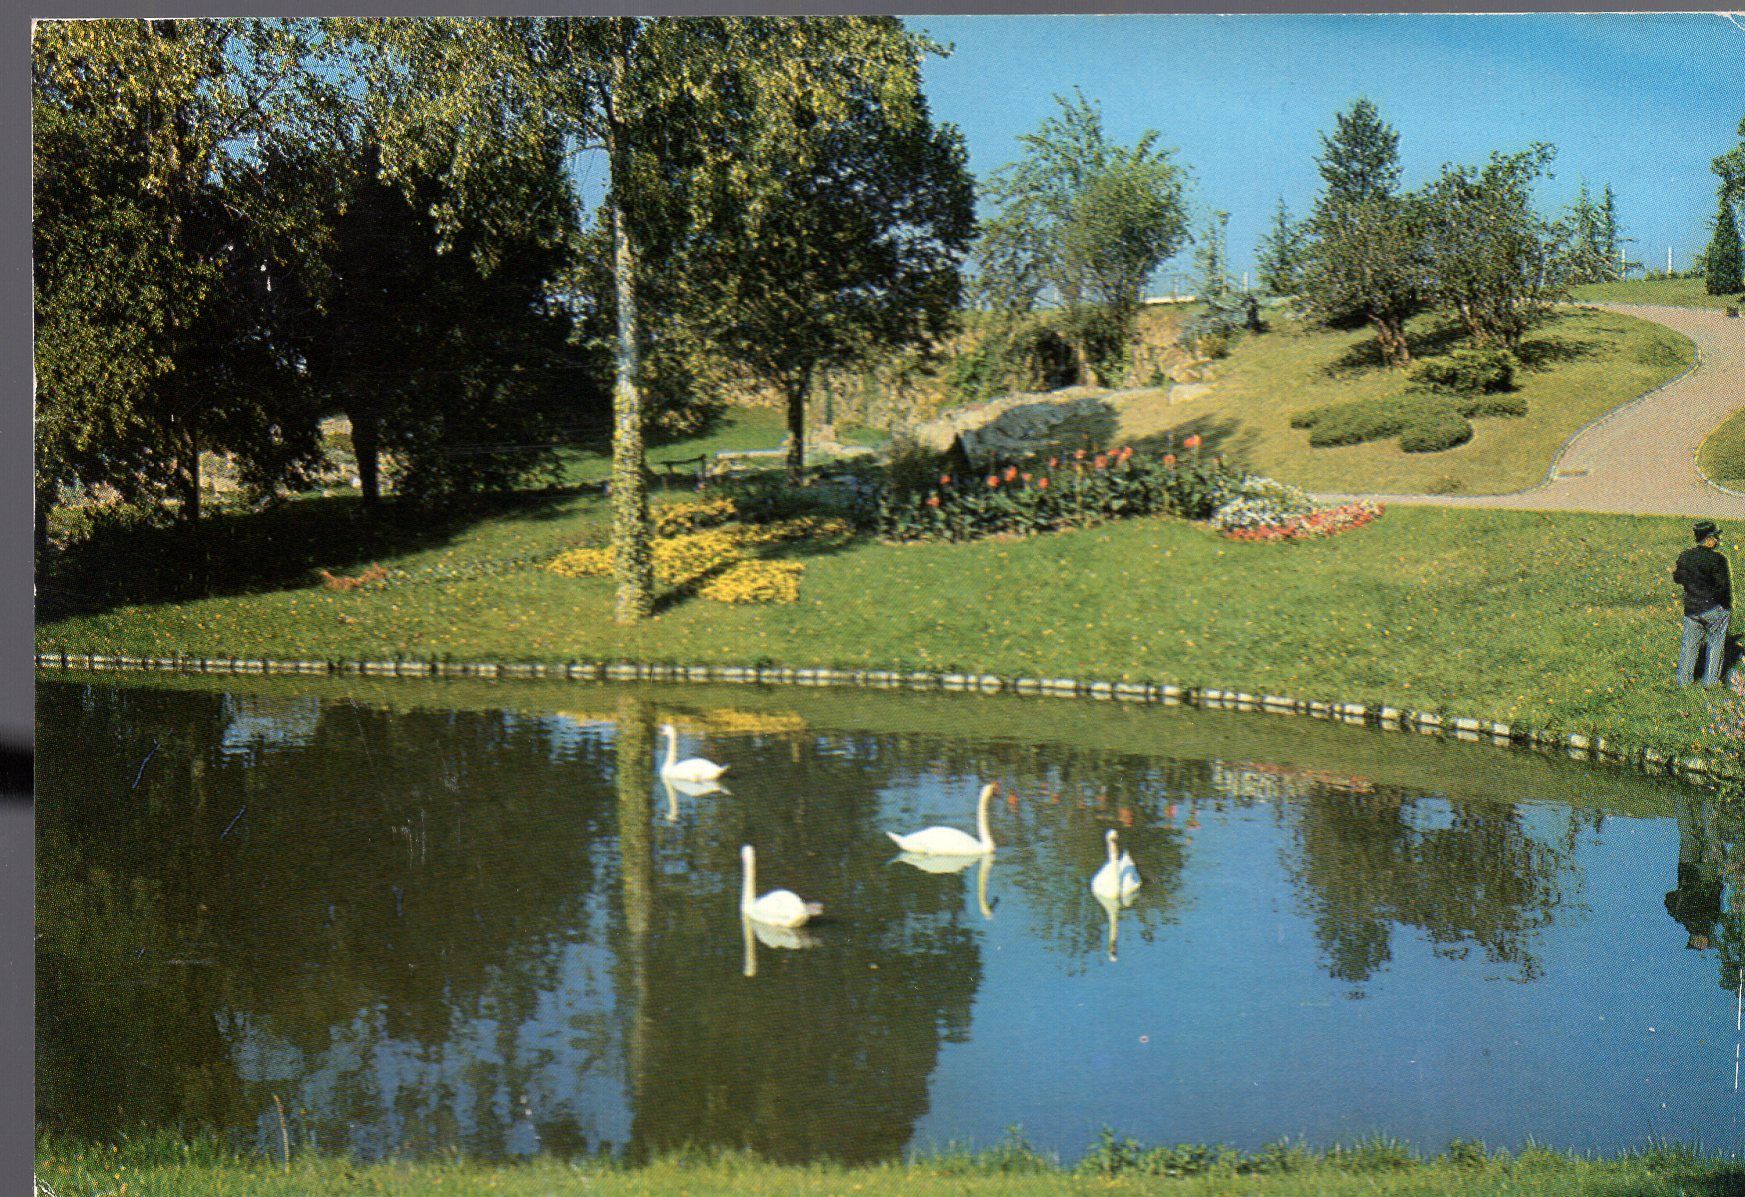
698, 560, 804, 603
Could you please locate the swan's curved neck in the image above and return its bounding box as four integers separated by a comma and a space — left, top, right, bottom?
661, 726, 677, 769
1106, 834, 1120, 865
741, 850, 756, 909
976, 786, 995, 850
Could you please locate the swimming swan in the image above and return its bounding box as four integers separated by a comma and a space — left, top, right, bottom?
660, 724, 728, 783
1091, 828, 1142, 902
739, 844, 822, 928
886, 783, 997, 856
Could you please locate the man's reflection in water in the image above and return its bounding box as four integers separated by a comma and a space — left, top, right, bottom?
1666, 794, 1725, 951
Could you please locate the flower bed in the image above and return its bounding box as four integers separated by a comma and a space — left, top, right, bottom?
544, 507, 850, 602
877, 445, 1239, 543
1217, 497, 1383, 543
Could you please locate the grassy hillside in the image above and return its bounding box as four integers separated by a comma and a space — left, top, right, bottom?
1571, 276, 1743, 309
1096, 306, 1691, 495
1700, 405, 1745, 491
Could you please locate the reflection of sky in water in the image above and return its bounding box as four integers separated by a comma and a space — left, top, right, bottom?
36, 682, 1745, 1164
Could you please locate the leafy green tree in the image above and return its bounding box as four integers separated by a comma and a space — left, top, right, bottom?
1299, 99, 1423, 367
1418, 144, 1570, 349
1192, 209, 1231, 301
682, 73, 974, 481
293, 141, 584, 505
1705, 194, 1744, 295
974, 90, 1191, 385
1715, 114, 1745, 210
1254, 198, 1305, 297
1566, 181, 1633, 284
348, 16, 930, 623
33, 19, 339, 531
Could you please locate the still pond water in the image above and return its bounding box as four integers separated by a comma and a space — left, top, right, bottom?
36, 675, 1745, 1164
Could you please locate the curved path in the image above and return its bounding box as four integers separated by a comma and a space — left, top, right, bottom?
1339, 304, 1745, 518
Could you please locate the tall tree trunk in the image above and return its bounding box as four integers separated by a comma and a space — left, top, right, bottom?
176, 418, 201, 525
784, 369, 810, 484
607, 37, 653, 624
351, 407, 382, 508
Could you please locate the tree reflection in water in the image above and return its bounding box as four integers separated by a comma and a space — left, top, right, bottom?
36, 679, 1745, 1165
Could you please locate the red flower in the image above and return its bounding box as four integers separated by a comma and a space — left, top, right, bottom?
1183, 433, 1203, 451
1075, 448, 1087, 461
1093, 453, 1108, 469
940, 474, 952, 486
1022, 472, 1033, 483
1037, 477, 1050, 490
1048, 456, 1059, 469
925, 494, 941, 508
1004, 465, 1019, 482
1163, 453, 1177, 468
986, 474, 1000, 488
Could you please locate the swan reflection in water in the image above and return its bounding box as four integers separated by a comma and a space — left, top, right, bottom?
661, 775, 730, 823
1095, 890, 1139, 962
893, 850, 997, 921
742, 915, 822, 977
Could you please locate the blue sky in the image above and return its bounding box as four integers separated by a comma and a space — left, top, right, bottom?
905, 14, 1743, 289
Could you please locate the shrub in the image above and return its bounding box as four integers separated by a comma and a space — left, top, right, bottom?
876, 447, 1240, 542
1398, 409, 1473, 452
1453, 393, 1528, 418
1303, 398, 1417, 447
1409, 346, 1516, 394
1208, 475, 1317, 533
1177, 291, 1262, 359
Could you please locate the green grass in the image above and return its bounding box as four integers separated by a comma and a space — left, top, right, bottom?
34, 1131, 1745, 1197
35, 494, 1745, 765
1571, 276, 1744, 310
1104, 307, 1691, 495
1700, 405, 1745, 493
558, 407, 881, 486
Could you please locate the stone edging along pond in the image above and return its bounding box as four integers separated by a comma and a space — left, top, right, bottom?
36, 650, 1744, 789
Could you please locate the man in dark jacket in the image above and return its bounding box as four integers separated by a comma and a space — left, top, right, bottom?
1673, 519, 1732, 686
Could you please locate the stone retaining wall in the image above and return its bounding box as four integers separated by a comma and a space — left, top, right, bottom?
35, 651, 1741, 789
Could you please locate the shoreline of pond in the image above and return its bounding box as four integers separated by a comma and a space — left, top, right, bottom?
32, 1131, 1745, 1196
36, 650, 1744, 790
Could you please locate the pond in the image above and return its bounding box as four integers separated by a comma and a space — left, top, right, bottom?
35, 675, 1745, 1165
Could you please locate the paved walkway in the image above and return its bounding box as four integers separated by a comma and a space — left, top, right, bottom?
1337, 304, 1745, 518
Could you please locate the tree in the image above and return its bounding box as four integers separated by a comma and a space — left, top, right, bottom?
1418, 144, 1570, 349
1705, 194, 1743, 295
349, 16, 930, 623
1298, 99, 1424, 367
1566, 181, 1633, 284
1192, 210, 1231, 301
292, 141, 585, 505
1254, 198, 1305, 297
33, 19, 339, 531
973, 90, 1191, 385
683, 80, 974, 481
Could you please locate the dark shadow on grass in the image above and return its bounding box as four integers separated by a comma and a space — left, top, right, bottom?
38, 487, 593, 621
1513, 333, 1601, 373
1129, 414, 1257, 470
1323, 321, 1466, 379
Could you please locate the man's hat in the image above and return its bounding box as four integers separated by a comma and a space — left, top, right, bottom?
1694, 519, 1720, 542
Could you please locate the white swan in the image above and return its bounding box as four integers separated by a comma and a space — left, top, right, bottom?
886, 783, 997, 856
660, 723, 728, 783
739, 844, 822, 928
1091, 828, 1142, 902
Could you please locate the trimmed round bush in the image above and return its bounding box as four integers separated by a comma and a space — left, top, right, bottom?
1398, 410, 1474, 453
1305, 399, 1412, 447
1455, 393, 1529, 418
1409, 346, 1516, 395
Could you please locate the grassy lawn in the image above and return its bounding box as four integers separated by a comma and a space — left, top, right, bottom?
1700, 405, 1745, 492
1101, 307, 1691, 495
34, 1134, 1745, 1197
35, 494, 1745, 764
1571, 275, 1745, 310
559, 406, 880, 486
